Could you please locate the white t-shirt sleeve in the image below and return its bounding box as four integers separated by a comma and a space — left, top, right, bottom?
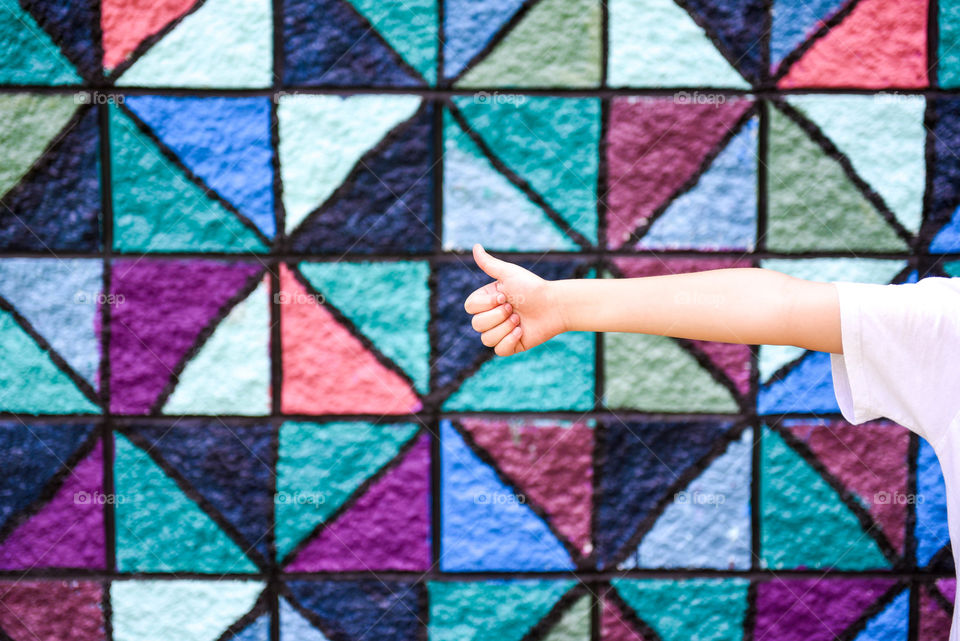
830, 277, 960, 445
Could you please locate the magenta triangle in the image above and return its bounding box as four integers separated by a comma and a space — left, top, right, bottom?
602, 595, 651, 641
689, 340, 751, 397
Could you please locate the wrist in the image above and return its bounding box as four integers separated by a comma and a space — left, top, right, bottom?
546, 279, 573, 334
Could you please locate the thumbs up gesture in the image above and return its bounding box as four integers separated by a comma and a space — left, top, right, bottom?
462, 244, 568, 356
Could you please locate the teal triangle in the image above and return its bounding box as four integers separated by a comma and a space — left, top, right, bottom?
758, 344, 805, 383
114, 434, 259, 573
163, 279, 270, 414
345, 0, 437, 83
443, 331, 594, 411
442, 110, 578, 251
0, 2, 80, 84
280, 599, 330, 641
297, 261, 430, 393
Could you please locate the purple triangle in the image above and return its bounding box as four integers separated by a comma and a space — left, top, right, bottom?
286, 433, 430, 571
109, 259, 262, 414
0, 441, 104, 569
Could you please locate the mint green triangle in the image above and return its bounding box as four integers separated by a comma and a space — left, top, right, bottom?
0, 307, 98, 414
114, 434, 258, 573
109, 106, 267, 253
297, 261, 430, 393
0, 94, 77, 198
346, 0, 436, 83
163, 279, 270, 415
787, 95, 925, 233
0, 2, 80, 85
457, 0, 600, 88
767, 106, 908, 252
543, 594, 591, 641
278, 94, 421, 231
116, 0, 272, 88
452, 96, 599, 243
608, 0, 748, 87
603, 332, 739, 412
761, 427, 889, 570
443, 331, 595, 411
275, 421, 419, 559
428, 580, 576, 641
611, 578, 749, 641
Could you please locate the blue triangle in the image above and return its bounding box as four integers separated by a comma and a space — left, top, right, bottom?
440, 421, 574, 571
283, 0, 423, 86
0, 107, 100, 251
280, 599, 330, 641
853, 589, 908, 641
124, 96, 276, 237
444, 0, 527, 78
288, 105, 433, 253
233, 613, 271, 641
931, 203, 960, 252
21, 0, 98, 80
684, 0, 765, 83
595, 419, 734, 569
916, 438, 950, 567
770, 0, 849, 69
0, 422, 94, 532
125, 423, 274, 560
639, 118, 757, 250
758, 350, 838, 414
286, 579, 422, 641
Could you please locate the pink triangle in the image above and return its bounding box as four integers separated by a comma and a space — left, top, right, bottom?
778, 0, 927, 88
601, 595, 650, 641
101, 0, 199, 70
605, 98, 753, 249
0, 581, 104, 641
458, 417, 593, 556
280, 265, 420, 414
0, 441, 104, 570
936, 578, 956, 604
688, 341, 751, 397
920, 585, 953, 641
785, 419, 909, 554
285, 433, 430, 571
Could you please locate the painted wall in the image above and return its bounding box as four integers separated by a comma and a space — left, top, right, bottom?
0, 0, 955, 639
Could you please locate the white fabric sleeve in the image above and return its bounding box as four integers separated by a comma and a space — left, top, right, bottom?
829, 278, 960, 445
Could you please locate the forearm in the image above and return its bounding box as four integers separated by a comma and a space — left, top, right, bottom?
550, 267, 842, 353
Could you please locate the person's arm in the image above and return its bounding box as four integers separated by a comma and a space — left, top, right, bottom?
463, 244, 842, 357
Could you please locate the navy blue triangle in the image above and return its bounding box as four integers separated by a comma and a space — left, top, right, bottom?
287, 105, 434, 254
433, 259, 584, 392
125, 423, 275, 559
926, 98, 960, 248
283, 0, 424, 86
0, 106, 100, 251
595, 419, 733, 569
683, 0, 765, 84
757, 350, 838, 415
21, 0, 99, 80
0, 422, 94, 533
286, 580, 423, 641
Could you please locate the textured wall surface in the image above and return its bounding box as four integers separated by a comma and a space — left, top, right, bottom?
0, 0, 955, 639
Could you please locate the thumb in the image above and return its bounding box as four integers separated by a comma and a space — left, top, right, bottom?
472, 243, 515, 281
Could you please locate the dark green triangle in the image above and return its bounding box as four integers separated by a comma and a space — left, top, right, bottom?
543, 594, 591, 641
0, 94, 78, 198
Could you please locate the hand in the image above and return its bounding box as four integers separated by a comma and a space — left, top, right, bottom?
463, 243, 567, 356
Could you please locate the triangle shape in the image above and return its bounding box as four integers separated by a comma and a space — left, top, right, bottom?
638, 118, 758, 251
443, 109, 578, 251
443, 330, 594, 411
109, 259, 262, 414
232, 614, 269, 641
116, 0, 272, 88
854, 589, 909, 641
112, 580, 263, 641
274, 421, 419, 560
452, 96, 600, 243
279, 598, 331, 641
20, 0, 97, 80
761, 428, 889, 570
0, 95, 78, 198
163, 278, 271, 415
931, 203, 960, 252
603, 332, 739, 412
788, 95, 925, 233
0, 258, 100, 386
937, 579, 956, 604
920, 584, 954, 640
916, 437, 950, 566
779, 0, 927, 88
457, 0, 601, 87
595, 419, 735, 569
767, 106, 907, 252
758, 350, 838, 414
278, 94, 421, 232
124, 95, 276, 236
608, 0, 749, 87
346, 0, 437, 83
443, 0, 526, 77
605, 97, 753, 248
601, 595, 651, 641
770, 0, 849, 70
297, 261, 430, 393
109, 106, 267, 253
440, 420, 574, 571
630, 429, 752, 570
544, 594, 591, 641
759, 344, 806, 383
754, 578, 895, 641
0, 581, 104, 641
688, 340, 752, 398
124, 423, 274, 560
683, 0, 765, 83
0, 2, 80, 84
114, 434, 258, 572
286, 432, 430, 571
0, 441, 103, 570
459, 417, 594, 555
101, 0, 198, 70
279, 265, 420, 414
428, 579, 576, 641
